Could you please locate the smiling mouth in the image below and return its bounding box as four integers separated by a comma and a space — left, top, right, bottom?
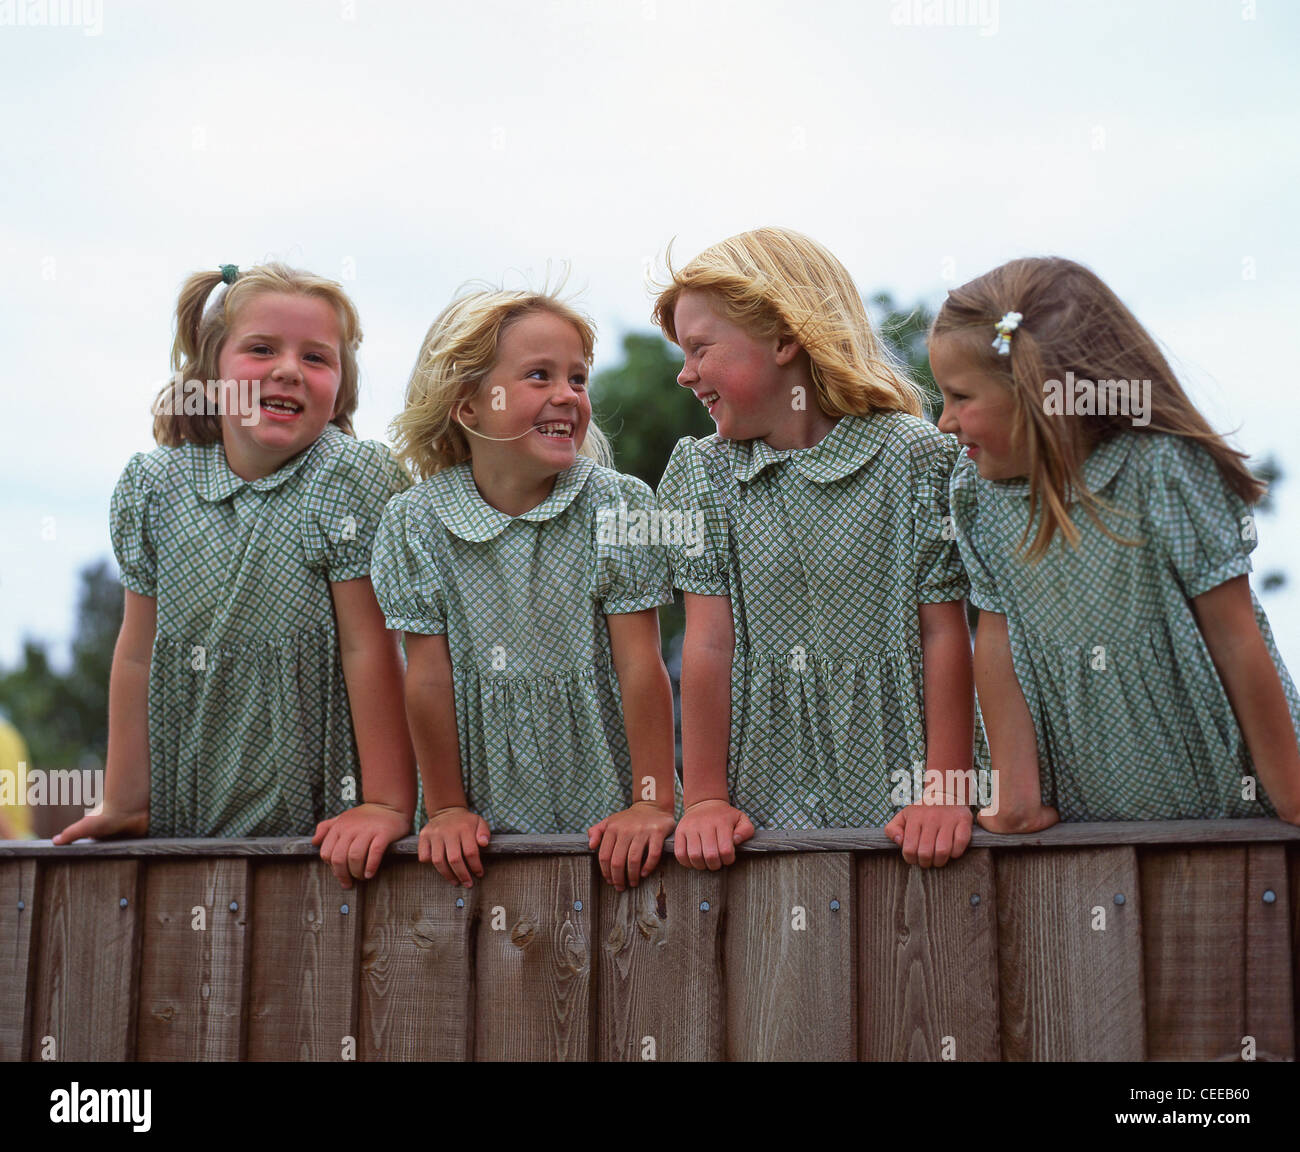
535, 421, 574, 438
698, 392, 719, 409
261, 397, 303, 416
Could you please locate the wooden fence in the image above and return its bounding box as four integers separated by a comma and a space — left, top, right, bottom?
2, 822, 1298, 1061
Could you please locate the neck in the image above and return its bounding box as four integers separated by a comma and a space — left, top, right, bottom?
468, 453, 559, 516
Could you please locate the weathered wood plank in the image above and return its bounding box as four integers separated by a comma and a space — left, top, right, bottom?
858, 849, 1000, 1061
136, 859, 250, 1061
1141, 846, 1245, 1060
1244, 845, 1293, 1061
724, 853, 853, 1061
29, 860, 141, 1060
996, 847, 1144, 1061
597, 863, 724, 1062
1290, 845, 1300, 1051
0, 859, 38, 1060
247, 861, 361, 1061
6, 819, 1299, 857
359, 861, 474, 1061
474, 856, 593, 1061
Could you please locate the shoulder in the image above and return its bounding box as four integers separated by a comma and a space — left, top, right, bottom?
116, 444, 184, 498
870, 411, 960, 471
659, 434, 730, 492
304, 427, 412, 496
585, 463, 655, 509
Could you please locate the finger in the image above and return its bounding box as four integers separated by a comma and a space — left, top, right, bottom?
459, 827, 484, 884
889, 809, 908, 847
476, 820, 492, 849
418, 831, 432, 864
597, 833, 615, 887
609, 831, 631, 891
365, 835, 387, 880
901, 811, 922, 866
932, 819, 954, 869
735, 813, 755, 843
686, 829, 707, 871
642, 833, 664, 877
588, 819, 606, 850
328, 836, 354, 889
673, 823, 690, 866
429, 838, 456, 885
952, 815, 973, 859
718, 822, 737, 867
347, 832, 371, 880
443, 838, 472, 888
916, 819, 937, 870
701, 826, 723, 871
311, 818, 334, 847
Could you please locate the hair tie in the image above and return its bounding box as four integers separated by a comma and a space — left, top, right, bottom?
992, 311, 1022, 356
220, 264, 240, 285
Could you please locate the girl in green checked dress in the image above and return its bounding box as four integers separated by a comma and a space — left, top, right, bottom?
654, 227, 980, 870
371, 288, 677, 892
55, 263, 417, 889
930, 257, 1300, 829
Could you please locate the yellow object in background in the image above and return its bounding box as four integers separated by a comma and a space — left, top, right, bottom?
0, 718, 34, 840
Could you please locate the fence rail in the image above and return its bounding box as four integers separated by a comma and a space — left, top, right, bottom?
3, 821, 1298, 1061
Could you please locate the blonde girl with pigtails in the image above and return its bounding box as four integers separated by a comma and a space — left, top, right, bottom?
932, 256, 1300, 828
56, 263, 418, 889
654, 226, 981, 870
371, 287, 679, 892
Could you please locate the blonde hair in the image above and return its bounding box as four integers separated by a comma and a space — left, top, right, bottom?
651, 226, 923, 418
153, 262, 362, 446
391, 288, 613, 479
931, 256, 1265, 559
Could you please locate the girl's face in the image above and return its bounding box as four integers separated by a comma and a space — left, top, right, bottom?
673, 289, 791, 442
931, 333, 1028, 480
217, 292, 344, 480
460, 309, 592, 476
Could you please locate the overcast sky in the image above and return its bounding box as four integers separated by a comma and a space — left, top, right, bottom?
2, 0, 1298, 672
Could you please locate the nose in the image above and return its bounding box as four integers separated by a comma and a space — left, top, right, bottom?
936, 402, 956, 435
270, 353, 303, 384
677, 358, 696, 388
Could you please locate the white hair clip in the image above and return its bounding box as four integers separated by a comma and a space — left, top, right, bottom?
992, 311, 1023, 356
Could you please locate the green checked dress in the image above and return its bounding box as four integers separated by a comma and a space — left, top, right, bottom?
111, 424, 412, 838
950, 431, 1300, 820
370, 456, 676, 834
656, 412, 974, 829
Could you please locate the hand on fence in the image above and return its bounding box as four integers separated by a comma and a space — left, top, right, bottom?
672, 799, 755, 871
588, 801, 677, 891
312, 802, 411, 889
976, 803, 1060, 835
418, 806, 491, 887
884, 803, 973, 869
51, 803, 149, 844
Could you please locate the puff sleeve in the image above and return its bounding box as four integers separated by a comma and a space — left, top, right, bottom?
654, 437, 731, 596
912, 430, 970, 604
949, 453, 1004, 613
110, 453, 158, 596
371, 493, 447, 634
594, 472, 675, 615
1145, 435, 1254, 599
301, 439, 412, 581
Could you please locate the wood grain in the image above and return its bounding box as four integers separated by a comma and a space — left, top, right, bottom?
1140, 845, 1249, 1061
1244, 845, 1293, 1061
359, 860, 474, 1061
247, 861, 361, 1061
597, 863, 725, 1062
473, 856, 593, 1060
0, 859, 38, 1060
858, 849, 1000, 1061
136, 859, 250, 1061
28, 860, 141, 1060
724, 853, 854, 1061
996, 847, 1144, 1061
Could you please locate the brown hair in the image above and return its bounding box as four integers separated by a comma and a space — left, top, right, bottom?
152, 262, 362, 445
931, 256, 1265, 559
391, 287, 612, 480
651, 226, 924, 418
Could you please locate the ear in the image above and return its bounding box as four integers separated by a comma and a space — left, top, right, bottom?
774, 332, 803, 367
455, 394, 480, 429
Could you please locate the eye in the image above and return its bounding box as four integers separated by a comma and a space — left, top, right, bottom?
570, 373, 588, 389
305, 352, 329, 364
250, 343, 273, 355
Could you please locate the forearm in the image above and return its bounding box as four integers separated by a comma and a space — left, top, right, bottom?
103, 634, 152, 815
340, 639, 417, 821
973, 612, 1044, 816
1204, 630, 1300, 820
405, 673, 467, 818
616, 659, 675, 813
680, 634, 732, 808
920, 601, 974, 787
